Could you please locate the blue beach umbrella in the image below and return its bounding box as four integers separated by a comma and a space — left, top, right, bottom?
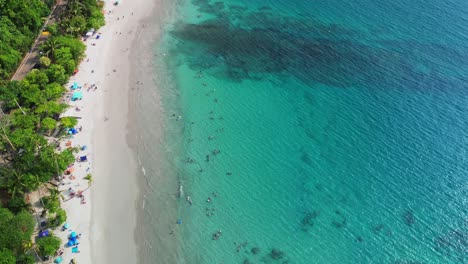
54, 256, 63, 263
72, 246, 79, 253
70, 231, 77, 238
63, 223, 70, 229
68, 128, 78, 135
72, 91, 83, 101
39, 230, 49, 238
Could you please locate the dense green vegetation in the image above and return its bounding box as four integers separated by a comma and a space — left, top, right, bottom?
36, 235, 60, 257
0, 0, 53, 80
0, 0, 105, 262
0, 0, 105, 80
0, 207, 35, 263
41, 36, 86, 75
58, 0, 106, 37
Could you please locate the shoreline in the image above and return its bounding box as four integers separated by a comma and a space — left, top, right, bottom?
128, 6, 161, 264
130, 0, 183, 262
57, 0, 161, 263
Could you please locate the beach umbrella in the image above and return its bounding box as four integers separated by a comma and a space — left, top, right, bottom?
80, 156, 87, 162
67, 240, 74, 247
72, 91, 83, 101
39, 230, 49, 238
70, 231, 77, 238
72, 246, 79, 253
62, 223, 70, 231
54, 257, 63, 263
71, 82, 80, 90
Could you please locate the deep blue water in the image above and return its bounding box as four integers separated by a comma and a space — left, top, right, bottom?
143, 0, 468, 263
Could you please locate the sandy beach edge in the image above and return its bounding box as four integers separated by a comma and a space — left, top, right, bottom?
127, 1, 164, 264
88, 0, 164, 264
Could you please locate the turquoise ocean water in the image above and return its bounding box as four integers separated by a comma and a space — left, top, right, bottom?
140, 0, 468, 263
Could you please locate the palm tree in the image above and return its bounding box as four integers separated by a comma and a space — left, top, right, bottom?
40, 37, 59, 59
21, 173, 41, 192
47, 187, 64, 202
65, 0, 85, 18
0, 168, 40, 198
1, 168, 25, 198
84, 173, 93, 190
65, 24, 80, 37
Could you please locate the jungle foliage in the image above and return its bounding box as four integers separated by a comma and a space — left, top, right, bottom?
0, 0, 51, 80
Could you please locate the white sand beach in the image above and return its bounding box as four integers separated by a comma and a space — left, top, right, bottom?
56, 0, 159, 263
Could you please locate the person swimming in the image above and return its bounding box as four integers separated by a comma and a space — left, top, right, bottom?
212, 230, 222, 240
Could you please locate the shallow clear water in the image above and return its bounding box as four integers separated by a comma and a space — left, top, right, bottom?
143, 0, 468, 263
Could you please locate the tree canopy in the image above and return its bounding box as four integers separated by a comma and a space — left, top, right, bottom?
36, 235, 60, 257
0, 0, 50, 80
0, 248, 16, 264
0, 208, 35, 255
58, 0, 105, 37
